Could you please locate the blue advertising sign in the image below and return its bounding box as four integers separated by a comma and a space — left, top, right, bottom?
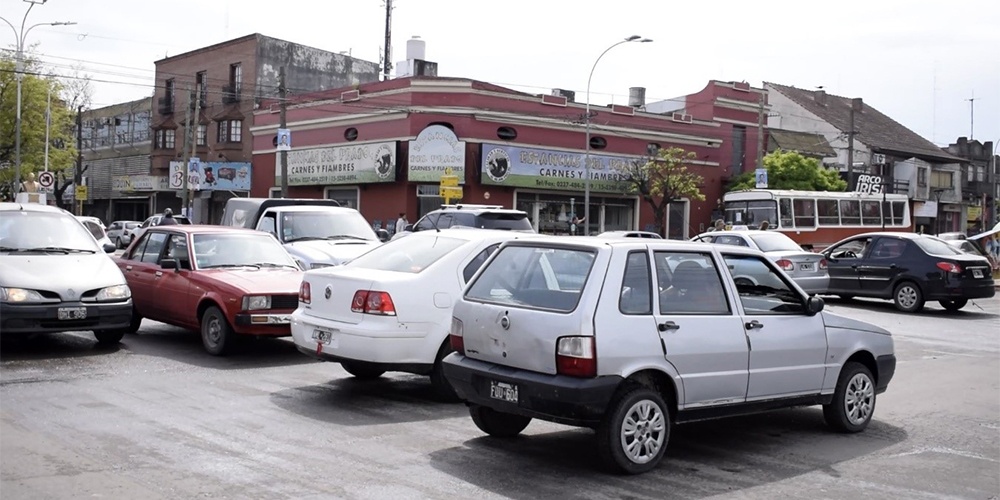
201, 162, 252, 191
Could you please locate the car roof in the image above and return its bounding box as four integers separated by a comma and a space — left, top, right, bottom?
146, 225, 263, 235
268, 205, 360, 213
0, 202, 72, 215
405, 227, 539, 242
500, 235, 767, 257
430, 205, 526, 215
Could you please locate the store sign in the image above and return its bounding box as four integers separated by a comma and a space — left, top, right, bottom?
170, 161, 251, 191
112, 175, 168, 192
479, 143, 633, 193
967, 206, 982, 221
408, 125, 465, 183
854, 174, 883, 194
281, 142, 397, 186
169, 160, 201, 191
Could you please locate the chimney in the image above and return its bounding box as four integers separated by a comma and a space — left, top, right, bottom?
851, 97, 863, 112
814, 89, 827, 105
628, 87, 646, 108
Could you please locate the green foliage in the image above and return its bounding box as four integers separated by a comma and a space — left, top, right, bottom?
616, 146, 706, 237
727, 149, 847, 192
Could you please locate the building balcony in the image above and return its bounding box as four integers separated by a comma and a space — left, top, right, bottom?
963, 180, 993, 196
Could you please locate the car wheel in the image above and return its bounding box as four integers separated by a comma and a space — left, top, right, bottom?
341, 361, 385, 379
469, 404, 531, 437
939, 299, 968, 312
93, 330, 125, 345
429, 341, 459, 402
823, 362, 876, 433
126, 307, 143, 334
115, 237, 123, 249
597, 385, 670, 474
201, 306, 234, 356
893, 281, 924, 313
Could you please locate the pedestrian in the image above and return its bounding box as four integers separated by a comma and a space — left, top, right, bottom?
394, 212, 408, 234
711, 219, 725, 232
160, 207, 178, 226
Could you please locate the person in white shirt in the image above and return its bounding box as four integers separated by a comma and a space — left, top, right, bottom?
394, 213, 408, 234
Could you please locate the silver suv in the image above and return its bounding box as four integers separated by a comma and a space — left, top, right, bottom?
443, 237, 896, 474
394, 205, 533, 240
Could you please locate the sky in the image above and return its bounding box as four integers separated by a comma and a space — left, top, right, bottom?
3, 0, 999, 150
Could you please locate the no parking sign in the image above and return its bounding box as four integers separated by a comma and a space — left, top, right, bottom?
37, 171, 55, 188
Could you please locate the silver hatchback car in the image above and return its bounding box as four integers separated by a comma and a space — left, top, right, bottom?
443, 237, 895, 474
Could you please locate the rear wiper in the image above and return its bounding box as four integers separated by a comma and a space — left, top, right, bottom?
18, 246, 96, 254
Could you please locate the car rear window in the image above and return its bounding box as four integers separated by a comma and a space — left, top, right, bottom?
346, 235, 467, 273
476, 212, 533, 231
915, 237, 963, 256
465, 245, 596, 312
748, 232, 802, 252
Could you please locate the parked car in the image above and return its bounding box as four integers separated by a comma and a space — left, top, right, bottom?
822, 232, 995, 312
76, 216, 114, 249
443, 237, 895, 474
107, 220, 141, 249
597, 230, 663, 239
130, 213, 191, 243
291, 228, 538, 399
692, 230, 829, 295
392, 204, 534, 240
1, 202, 132, 344
115, 226, 302, 355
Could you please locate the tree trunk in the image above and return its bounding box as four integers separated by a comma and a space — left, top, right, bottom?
652, 205, 667, 238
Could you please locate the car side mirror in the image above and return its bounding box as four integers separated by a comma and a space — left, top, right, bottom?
103, 243, 117, 253
806, 295, 825, 316
404, 224, 414, 232
376, 228, 390, 243
160, 259, 179, 271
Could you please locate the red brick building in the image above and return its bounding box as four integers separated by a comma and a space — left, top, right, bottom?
250, 78, 766, 237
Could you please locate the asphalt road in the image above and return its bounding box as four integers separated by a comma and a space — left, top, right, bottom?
1, 295, 998, 499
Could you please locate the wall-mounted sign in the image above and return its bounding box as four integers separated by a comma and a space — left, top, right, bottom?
281, 142, 397, 186
408, 125, 465, 183
277, 128, 291, 151
854, 174, 883, 194
169, 160, 201, 191
479, 143, 633, 193
112, 175, 168, 192
170, 161, 251, 191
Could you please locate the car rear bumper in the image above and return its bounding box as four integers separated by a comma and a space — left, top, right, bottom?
923, 279, 996, 301
290, 309, 441, 365
442, 354, 623, 427
0, 300, 133, 335
875, 354, 895, 394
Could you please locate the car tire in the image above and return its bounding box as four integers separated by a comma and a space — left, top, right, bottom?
341, 361, 385, 380
115, 237, 123, 249
201, 306, 235, 356
823, 361, 876, 433
939, 299, 968, 312
93, 329, 125, 345
469, 404, 531, 437
126, 307, 143, 334
429, 341, 459, 402
892, 281, 924, 313
597, 385, 670, 475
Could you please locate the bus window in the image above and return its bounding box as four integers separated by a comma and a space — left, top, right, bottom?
862, 200, 881, 225
793, 199, 815, 227
817, 199, 840, 225
779, 198, 793, 227
747, 201, 777, 229
839, 200, 861, 224
891, 201, 906, 225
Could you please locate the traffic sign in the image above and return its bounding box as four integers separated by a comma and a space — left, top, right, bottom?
440, 186, 463, 203
37, 171, 55, 188
439, 175, 459, 187
75, 185, 88, 200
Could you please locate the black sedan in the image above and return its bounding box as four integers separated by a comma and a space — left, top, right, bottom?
821, 232, 995, 312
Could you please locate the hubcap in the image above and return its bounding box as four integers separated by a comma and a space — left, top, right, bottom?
844, 373, 874, 425
620, 399, 666, 464
897, 286, 917, 308
206, 317, 221, 345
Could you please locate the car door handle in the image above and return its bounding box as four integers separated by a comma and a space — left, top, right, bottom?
125, 265, 133, 271
155, 271, 163, 277
658, 321, 680, 332
745, 320, 763, 330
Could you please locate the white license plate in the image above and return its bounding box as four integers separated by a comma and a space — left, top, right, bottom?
799, 263, 814, 271
311, 329, 333, 345
489, 380, 519, 403
57, 307, 87, 320
972, 269, 984, 278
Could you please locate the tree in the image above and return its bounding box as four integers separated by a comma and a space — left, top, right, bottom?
616, 146, 706, 238
727, 149, 847, 192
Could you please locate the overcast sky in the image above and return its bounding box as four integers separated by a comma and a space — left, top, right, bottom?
3, 0, 998, 149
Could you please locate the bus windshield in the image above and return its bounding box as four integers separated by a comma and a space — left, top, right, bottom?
724, 200, 776, 229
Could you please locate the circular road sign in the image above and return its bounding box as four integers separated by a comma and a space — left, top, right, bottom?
37, 171, 55, 188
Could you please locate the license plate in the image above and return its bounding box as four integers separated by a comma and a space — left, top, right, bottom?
972, 269, 984, 278
799, 263, 814, 271
57, 307, 87, 320
312, 329, 333, 345
489, 380, 519, 403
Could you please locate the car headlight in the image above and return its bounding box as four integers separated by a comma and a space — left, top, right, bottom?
1, 287, 47, 303
242, 295, 271, 310
96, 284, 131, 302
310, 263, 333, 270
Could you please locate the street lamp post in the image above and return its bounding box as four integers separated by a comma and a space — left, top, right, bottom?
584, 35, 651, 235
0, 0, 75, 195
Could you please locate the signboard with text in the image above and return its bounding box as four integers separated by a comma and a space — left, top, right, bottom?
112, 175, 169, 192
408, 124, 465, 183
281, 142, 397, 186
479, 143, 634, 193
170, 161, 251, 191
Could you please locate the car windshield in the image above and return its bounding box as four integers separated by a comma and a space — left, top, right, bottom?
0, 211, 101, 252
126, 222, 140, 229
281, 211, 378, 242
192, 233, 299, 269
915, 236, 964, 256
748, 232, 803, 252
346, 235, 467, 273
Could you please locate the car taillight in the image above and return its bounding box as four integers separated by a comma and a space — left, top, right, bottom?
299, 281, 311, 304
350, 290, 397, 316
450, 317, 465, 355
936, 262, 962, 274
818, 259, 827, 270
775, 259, 794, 271
556, 336, 596, 378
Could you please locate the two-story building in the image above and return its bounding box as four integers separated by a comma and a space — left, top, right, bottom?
944, 137, 996, 234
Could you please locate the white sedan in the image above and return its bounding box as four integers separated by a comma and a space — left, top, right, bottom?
290, 228, 537, 399
692, 230, 829, 295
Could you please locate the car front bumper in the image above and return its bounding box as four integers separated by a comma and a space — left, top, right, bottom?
442, 354, 623, 427
233, 311, 294, 336
0, 300, 133, 335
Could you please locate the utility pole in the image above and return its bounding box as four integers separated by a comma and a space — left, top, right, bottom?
755, 92, 766, 170
847, 99, 857, 191
383, 0, 393, 81
180, 85, 193, 217
279, 66, 288, 198
966, 92, 977, 139
75, 106, 83, 215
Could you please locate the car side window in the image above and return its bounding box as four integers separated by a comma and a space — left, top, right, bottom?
619, 251, 652, 315
714, 235, 749, 247
869, 238, 906, 260
414, 214, 438, 232
139, 233, 168, 263
462, 243, 501, 283
259, 213, 277, 236
163, 234, 190, 267
722, 254, 806, 315
454, 213, 476, 228
654, 252, 729, 315
437, 214, 455, 229
828, 238, 870, 260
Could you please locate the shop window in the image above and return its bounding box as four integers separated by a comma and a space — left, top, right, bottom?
324, 187, 359, 209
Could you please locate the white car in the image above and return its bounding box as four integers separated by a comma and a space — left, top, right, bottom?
597, 230, 663, 239
692, 230, 829, 295
76, 216, 115, 250
131, 213, 191, 244
107, 220, 141, 249
291, 228, 538, 399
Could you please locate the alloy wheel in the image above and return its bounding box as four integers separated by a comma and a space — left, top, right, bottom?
844, 373, 874, 426
620, 400, 666, 464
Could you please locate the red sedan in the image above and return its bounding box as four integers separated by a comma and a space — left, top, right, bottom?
116, 226, 303, 355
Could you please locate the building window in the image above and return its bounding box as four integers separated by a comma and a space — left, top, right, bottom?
154, 129, 175, 149
730, 125, 746, 176
268, 187, 281, 198
230, 63, 242, 94
324, 187, 359, 209
931, 170, 953, 188
195, 71, 207, 107
165, 78, 175, 105
917, 168, 927, 187
197, 124, 207, 146
217, 120, 243, 143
